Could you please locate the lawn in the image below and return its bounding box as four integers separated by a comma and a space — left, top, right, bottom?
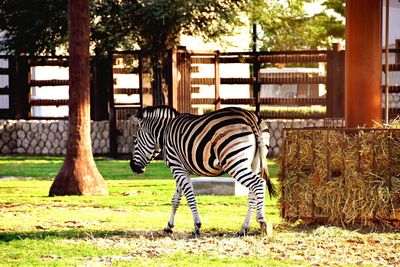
0, 156, 399, 266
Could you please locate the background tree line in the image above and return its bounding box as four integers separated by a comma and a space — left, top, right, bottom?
0, 0, 345, 56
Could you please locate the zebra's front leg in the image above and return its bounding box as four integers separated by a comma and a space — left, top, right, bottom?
175, 173, 201, 237
164, 186, 182, 234
236, 191, 256, 236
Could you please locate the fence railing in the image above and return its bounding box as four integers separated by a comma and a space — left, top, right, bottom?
1, 46, 399, 157
171, 47, 343, 119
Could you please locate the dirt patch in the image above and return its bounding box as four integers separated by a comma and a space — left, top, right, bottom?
0, 176, 23, 181
78, 225, 400, 266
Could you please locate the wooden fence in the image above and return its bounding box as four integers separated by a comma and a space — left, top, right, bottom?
0, 55, 109, 120
1, 46, 399, 157
169, 46, 344, 119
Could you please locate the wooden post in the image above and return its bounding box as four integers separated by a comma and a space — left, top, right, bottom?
138, 53, 144, 109
91, 51, 112, 121
167, 49, 178, 110
214, 51, 221, 110
176, 49, 191, 113
152, 53, 164, 106
6, 56, 17, 118
108, 52, 118, 158
384, 0, 390, 124
252, 24, 261, 115
15, 55, 30, 119
345, 0, 382, 128
326, 43, 345, 118
253, 54, 261, 115
396, 39, 400, 64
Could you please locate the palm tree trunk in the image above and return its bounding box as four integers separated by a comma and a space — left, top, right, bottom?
49, 0, 108, 196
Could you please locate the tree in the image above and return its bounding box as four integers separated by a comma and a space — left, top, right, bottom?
0, 0, 68, 55
120, 0, 248, 52
1, 0, 249, 105
1, 0, 248, 55
49, 0, 108, 196
118, 0, 249, 104
250, 0, 345, 51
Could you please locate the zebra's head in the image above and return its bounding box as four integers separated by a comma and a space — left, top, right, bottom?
130, 126, 160, 173
130, 106, 179, 174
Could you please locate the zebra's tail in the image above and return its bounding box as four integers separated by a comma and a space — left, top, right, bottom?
255, 121, 278, 199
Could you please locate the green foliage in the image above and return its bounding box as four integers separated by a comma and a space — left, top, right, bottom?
323, 0, 345, 16
121, 0, 248, 52
0, 0, 345, 55
251, 0, 345, 50
0, 0, 249, 55
203, 106, 327, 118
259, 105, 326, 118
0, 0, 68, 55
90, 0, 137, 53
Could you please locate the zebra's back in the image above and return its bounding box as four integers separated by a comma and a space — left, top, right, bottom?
163, 107, 266, 177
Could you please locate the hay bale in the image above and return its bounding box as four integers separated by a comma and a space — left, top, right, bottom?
279, 128, 400, 229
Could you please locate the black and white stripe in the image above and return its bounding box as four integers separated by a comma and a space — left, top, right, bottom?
130, 106, 277, 236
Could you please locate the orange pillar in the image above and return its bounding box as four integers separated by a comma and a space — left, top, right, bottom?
345, 0, 382, 128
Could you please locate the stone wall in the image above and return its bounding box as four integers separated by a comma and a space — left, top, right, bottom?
0, 120, 110, 155
266, 118, 344, 157
117, 120, 138, 154
0, 118, 344, 157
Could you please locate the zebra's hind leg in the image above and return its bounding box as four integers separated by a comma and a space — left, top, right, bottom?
229, 168, 269, 235
164, 186, 182, 234
236, 191, 256, 236
250, 179, 270, 234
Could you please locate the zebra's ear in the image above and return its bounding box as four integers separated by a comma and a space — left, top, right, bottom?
129, 115, 141, 125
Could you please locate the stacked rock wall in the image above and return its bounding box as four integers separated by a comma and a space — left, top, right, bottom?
0, 120, 110, 155
267, 118, 344, 156
116, 120, 138, 154
0, 118, 344, 157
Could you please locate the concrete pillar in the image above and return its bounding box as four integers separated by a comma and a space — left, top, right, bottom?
345, 0, 382, 128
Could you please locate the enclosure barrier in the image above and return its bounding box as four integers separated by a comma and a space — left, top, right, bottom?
279, 128, 400, 229
1, 47, 400, 158
0, 118, 345, 156
0, 119, 136, 155
183, 49, 338, 119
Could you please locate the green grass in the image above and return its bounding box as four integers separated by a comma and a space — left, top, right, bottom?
0, 156, 171, 180
203, 106, 327, 118
0, 156, 399, 266
0, 155, 278, 180
0, 156, 284, 266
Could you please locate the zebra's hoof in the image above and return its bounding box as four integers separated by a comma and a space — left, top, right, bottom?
235, 227, 249, 237
260, 221, 273, 236
191, 230, 201, 238
163, 228, 173, 235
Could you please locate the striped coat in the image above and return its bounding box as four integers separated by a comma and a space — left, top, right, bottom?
130, 106, 276, 236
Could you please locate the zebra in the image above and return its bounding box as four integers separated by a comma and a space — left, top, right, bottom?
130, 105, 277, 236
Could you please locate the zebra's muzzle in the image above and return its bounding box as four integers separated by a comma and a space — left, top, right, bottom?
130, 159, 144, 174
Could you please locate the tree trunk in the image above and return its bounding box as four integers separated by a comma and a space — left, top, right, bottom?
49, 0, 108, 196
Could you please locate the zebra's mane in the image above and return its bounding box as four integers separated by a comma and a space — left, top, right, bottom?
138, 105, 180, 120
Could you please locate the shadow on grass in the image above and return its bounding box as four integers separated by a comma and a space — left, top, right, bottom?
2, 223, 398, 243
0, 227, 276, 242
